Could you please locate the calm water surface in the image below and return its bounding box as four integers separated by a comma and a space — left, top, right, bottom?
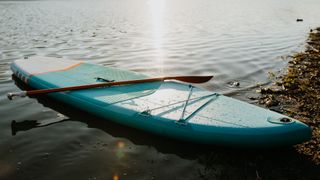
1, 0, 320, 179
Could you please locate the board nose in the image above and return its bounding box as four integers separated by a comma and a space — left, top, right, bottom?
12, 56, 83, 76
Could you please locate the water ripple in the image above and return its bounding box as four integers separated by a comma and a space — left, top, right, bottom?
1, 0, 320, 179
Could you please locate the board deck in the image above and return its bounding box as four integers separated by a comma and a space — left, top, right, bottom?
10, 56, 312, 147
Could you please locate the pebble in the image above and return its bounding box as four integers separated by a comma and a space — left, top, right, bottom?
265, 98, 278, 107
228, 81, 240, 87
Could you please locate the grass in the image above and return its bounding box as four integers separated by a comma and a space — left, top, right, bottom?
260, 27, 320, 164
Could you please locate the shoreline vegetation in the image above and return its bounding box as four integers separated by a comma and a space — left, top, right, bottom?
259, 27, 320, 164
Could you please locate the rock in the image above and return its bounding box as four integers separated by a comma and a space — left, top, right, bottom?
265, 98, 279, 107
260, 86, 284, 94
269, 106, 283, 113
227, 81, 240, 87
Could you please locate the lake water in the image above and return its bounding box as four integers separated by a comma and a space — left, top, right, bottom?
1, 0, 320, 179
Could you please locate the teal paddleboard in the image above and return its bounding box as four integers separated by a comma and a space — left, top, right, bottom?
10, 56, 311, 147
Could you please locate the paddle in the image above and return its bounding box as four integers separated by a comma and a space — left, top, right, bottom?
7, 75, 213, 100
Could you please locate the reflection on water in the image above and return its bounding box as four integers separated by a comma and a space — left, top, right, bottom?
6, 85, 320, 179
113, 174, 119, 180
1, 0, 320, 179
11, 120, 40, 136
149, 0, 166, 74
4, 71, 320, 179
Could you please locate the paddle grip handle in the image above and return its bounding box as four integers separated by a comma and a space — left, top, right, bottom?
7, 91, 27, 100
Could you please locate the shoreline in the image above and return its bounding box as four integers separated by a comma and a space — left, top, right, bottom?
259, 27, 320, 164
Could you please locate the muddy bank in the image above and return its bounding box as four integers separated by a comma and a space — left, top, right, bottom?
260, 27, 320, 164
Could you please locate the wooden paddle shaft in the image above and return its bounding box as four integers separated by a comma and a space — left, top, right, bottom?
7, 76, 213, 100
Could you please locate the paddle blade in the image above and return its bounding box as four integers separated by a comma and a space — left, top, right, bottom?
168, 76, 213, 83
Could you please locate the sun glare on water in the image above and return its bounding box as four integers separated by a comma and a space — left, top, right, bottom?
148, 0, 167, 73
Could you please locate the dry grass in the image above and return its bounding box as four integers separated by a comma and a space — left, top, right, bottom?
260, 27, 320, 164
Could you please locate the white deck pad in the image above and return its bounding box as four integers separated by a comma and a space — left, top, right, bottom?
13, 56, 83, 76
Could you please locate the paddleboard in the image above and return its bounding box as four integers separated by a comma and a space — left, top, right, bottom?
10, 56, 311, 147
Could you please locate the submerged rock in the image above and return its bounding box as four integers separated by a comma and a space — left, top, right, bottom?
227, 81, 240, 87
